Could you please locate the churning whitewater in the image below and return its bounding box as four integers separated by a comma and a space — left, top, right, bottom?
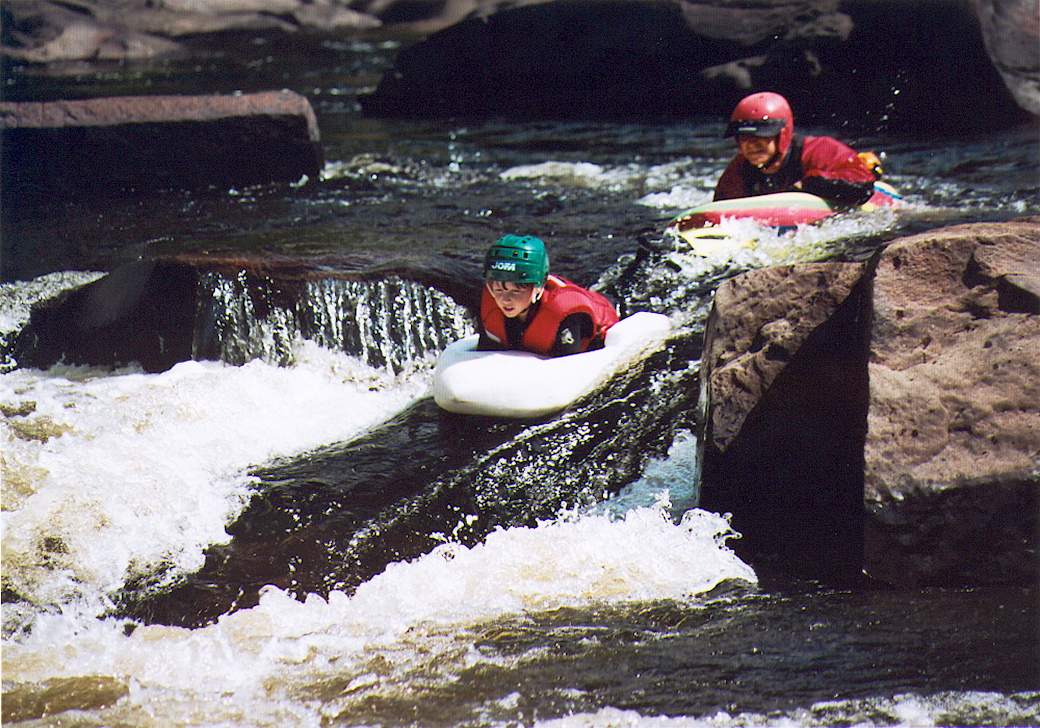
1, 347, 430, 621
2, 33, 1037, 722
3, 384, 757, 724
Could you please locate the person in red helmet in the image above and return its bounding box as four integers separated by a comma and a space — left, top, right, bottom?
714, 92, 878, 206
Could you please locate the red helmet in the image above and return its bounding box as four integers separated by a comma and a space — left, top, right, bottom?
724, 92, 795, 159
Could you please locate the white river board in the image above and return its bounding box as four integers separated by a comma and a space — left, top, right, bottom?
432, 311, 672, 418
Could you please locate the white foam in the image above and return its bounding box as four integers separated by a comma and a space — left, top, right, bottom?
3, 484, 756, 723
663, 206, 901, 276
639, 186, 714, 210
1, 341, 431, 618
499, 158, 727, 204
0, 271, 104, 336
500, 161, 637, 191
2, 316, 758, 726
535, 691, 1040, 727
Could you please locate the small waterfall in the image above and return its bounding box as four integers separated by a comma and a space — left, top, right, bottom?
194, 272, 474, 371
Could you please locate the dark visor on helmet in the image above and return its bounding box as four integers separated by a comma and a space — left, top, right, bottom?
724, 117, 786, 138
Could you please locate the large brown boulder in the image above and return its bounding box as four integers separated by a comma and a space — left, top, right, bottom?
0, 91, 323, 202
864, 221, 1040, 584
699, 261, 867, 453
699, 218, 1039, 585
698, 260, 874, 577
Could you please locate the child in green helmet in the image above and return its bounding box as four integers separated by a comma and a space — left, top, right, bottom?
479, 234, 619, 357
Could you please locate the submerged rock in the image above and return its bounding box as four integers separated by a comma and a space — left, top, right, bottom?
699, 218, 1040, 586
0, 91, 323, 202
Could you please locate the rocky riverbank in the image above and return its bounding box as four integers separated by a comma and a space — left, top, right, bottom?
4, 1, 1036, 202
4, 1, 1037, 128
357, 0, 1034, 132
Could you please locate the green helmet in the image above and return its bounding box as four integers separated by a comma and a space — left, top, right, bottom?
483, 234, 549, 285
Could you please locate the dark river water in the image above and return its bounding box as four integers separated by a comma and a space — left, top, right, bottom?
1, 30, 1038, 728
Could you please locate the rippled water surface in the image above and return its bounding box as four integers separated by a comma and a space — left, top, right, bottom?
2, 30, 1038, 728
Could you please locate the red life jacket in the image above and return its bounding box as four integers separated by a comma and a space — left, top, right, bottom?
480, 274, 620, 356
714, 135, 876, 201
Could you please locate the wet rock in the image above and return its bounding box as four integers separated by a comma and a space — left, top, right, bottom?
352, 0, 547, 33
0, 0, 379, 63
698, 261, 873, 578
10, 253, 479, 373
974, 0, 1040, 116
359, 0, 1030, 130
0, 91, 323, 202
699, 218, 1040, 586
291, 2, 385, 30
864, 220, 1040, 585
1, 676, 129, 725
6, 416, 73, 444
12, 261, 200, 373
0, 401, 37, 417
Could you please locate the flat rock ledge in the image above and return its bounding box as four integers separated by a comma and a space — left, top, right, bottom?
6, 253, 481, 374
698, 218, 1039, 586
0, 90, 323, 202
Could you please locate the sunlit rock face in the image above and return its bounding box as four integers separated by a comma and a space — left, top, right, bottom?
699, 218, 1039, 586
863, 219, 1040, 585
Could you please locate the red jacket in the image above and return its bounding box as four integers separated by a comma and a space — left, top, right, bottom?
714, 135, 876, 204
480, 275, 619, 356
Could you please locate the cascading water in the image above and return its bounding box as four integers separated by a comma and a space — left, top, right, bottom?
1, 29, 1037, 728
194, 272, 474, 372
